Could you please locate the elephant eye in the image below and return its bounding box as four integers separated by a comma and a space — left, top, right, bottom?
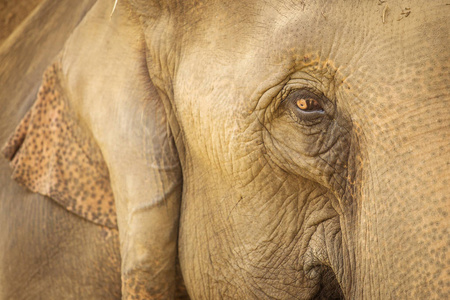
283, 89, 327, 123
296, 98, 323, 112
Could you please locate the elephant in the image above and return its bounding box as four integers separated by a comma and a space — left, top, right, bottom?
0, 0, 449, 299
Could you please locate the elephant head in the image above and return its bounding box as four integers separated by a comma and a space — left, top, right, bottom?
2, 0, 449, 298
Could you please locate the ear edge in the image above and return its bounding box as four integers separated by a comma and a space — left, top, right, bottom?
2, 63, 118, 229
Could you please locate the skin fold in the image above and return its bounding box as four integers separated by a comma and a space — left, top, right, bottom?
0, 0, 449, 299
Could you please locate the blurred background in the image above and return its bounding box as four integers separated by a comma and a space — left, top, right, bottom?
0, 0, 43, 44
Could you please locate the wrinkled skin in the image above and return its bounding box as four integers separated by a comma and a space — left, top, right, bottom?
1, 0, 449, 299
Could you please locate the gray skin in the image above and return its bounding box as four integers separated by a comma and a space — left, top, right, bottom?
1, 0, 449, 299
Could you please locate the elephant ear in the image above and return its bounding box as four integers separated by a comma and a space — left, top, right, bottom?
2, 63, 117, 229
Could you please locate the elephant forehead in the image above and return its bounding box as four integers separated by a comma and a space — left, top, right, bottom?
176, 0, 448, 93
175, 0, 448, 132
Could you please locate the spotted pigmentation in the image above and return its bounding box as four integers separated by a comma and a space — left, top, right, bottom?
2, 63, 117, 228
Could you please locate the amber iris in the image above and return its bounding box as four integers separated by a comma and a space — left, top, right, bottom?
296, 98, 323, 111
